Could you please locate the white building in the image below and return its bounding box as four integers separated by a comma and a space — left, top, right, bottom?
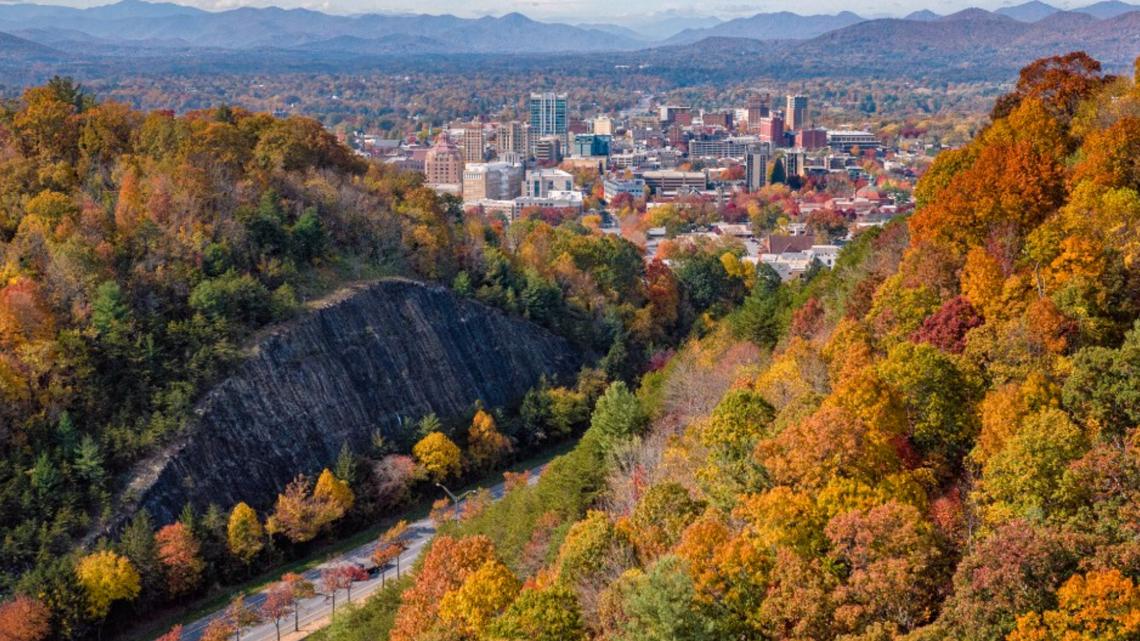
462, 162, 523, 201
525, 168, 575, 198
513, 190, 584, 218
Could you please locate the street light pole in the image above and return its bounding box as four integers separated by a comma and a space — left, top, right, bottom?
435, 483, 475, 522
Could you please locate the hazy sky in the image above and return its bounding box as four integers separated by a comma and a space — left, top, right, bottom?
6, 0, 1095, 22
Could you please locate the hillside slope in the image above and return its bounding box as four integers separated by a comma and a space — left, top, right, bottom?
359, 52, 1140, 641
125, 279, 580, 525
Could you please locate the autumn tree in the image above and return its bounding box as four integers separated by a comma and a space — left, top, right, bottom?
467, 409, 512, 471
200, 618, 235, 641
604, 555, 720, 641
438, 558, 521, 635
991, 51, 1105, 125
625, 483, 706, 562
487, 584, 588, 641
912, 296, 984, 353
282, 572, 316, 633
697, 388, 775, 505
1008, 569, 1140, 641
155, 522, 205, 598
939, 520, 1078, 640
372, 520, 411, 583
75, 550, 141, 618
312, 468, 354, 524
412, 432, 462, 483
825, 501, 944, 634
979, 408, 1089, 524
0, 595, 51, 641
267, 475, 326, 543
389, 535, 497, 641
227, 502, 265, 564
320, 565, 367, 615
261, 583, 294, 641
225, 595, 262, 641
878, 341, 979, 473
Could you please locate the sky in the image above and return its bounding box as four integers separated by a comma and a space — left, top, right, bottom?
0, 0, 1099, 22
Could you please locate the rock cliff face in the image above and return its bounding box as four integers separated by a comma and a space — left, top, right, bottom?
124, 279, 581, 525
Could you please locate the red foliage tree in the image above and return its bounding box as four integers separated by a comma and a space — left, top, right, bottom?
790, 297, 826, 339
911, 296, 983, 353
0, 595, 52, 641
155, 522, 205, 598
991, 51, 1106, 125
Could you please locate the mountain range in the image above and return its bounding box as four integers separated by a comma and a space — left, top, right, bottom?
2, 0, 1140, 80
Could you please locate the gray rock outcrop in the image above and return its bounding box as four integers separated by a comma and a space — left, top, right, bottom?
123, 279, 580, 525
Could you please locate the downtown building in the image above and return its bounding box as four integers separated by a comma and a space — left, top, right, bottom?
497, 120, 529, 163
785, 95, 808, 131
529, 92, 568, 152
745, 147, 770, 191
689, 136, 767, 160
424, 132, 464, 194
462, 162, 523, 201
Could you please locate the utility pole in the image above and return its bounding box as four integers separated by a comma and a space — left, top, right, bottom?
435, 483, 476, 522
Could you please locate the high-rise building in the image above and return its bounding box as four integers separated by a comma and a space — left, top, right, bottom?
457, 125, 485, 164
592, 116, 613, 135
745, 148, 770, 191
747, 93, 771, 128
529, 93, 567, 149
785, 95, 808, 131
759, 115, 785, 147
424, 132, 464, 189
497, 120, 529, 160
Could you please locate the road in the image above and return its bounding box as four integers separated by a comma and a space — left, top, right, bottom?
176, 464, 545, 641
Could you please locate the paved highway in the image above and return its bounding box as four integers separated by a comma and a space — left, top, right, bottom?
176, 465, 544, 641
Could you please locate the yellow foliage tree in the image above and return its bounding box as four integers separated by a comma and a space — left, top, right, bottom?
960, 246, 1006, 318
1008, 569, 1140, 641
227, 502, 265, 564
467, 410, 511, 472
313, 468, 354, 522
413, 432, 462, 483
75, 550, 141, 618
439, 558, 521, 634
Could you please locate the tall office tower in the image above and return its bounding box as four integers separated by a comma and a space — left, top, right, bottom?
745, 148, 770, 191
747, 93, 770, 128
529, 92, 568, 150
786, 95, 808, 131
498, 120, 529, 158
458, 125, 485, 164
424, 132, 464, 188
592, 116, 613, 135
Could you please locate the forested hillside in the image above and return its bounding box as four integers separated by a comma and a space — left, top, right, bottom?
332, 52, 1140, 641
0, 80, 751, 640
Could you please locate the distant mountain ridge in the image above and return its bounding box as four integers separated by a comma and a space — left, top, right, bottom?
663, 11, 865, 45
2, 0, 1140, 71
0, 1, 645, 52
